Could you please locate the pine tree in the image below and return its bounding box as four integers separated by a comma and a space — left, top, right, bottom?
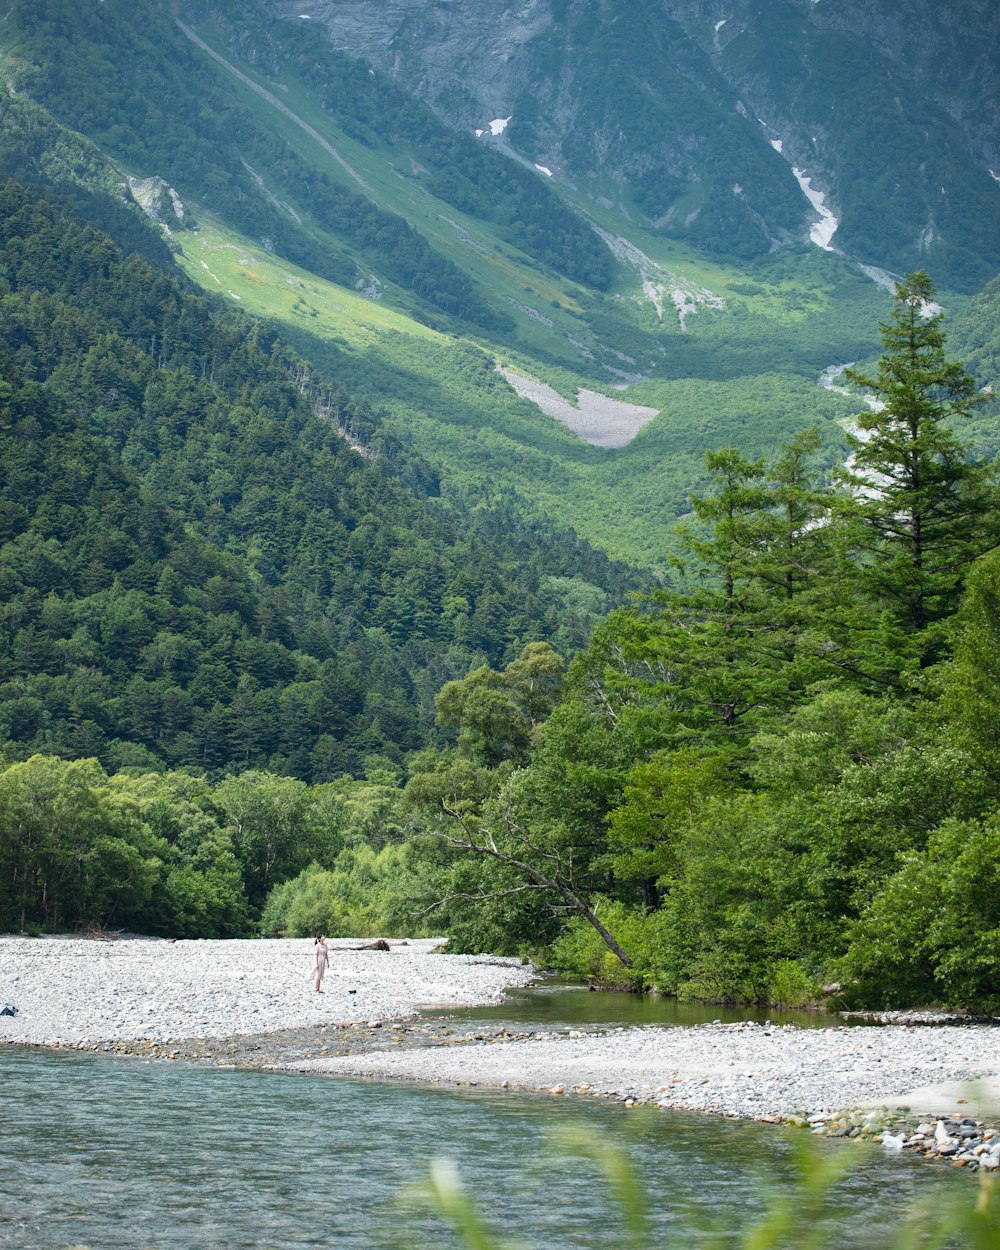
838, 271, 996, 660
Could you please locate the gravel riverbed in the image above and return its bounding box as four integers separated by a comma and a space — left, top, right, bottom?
3, 935, 1000, 1169
0, 935, 535, 1046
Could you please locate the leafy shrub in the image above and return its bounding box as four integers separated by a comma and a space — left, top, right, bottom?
549, 900, 682, 992
766, 960, 821, 1009
841, 814, 1000, 1010
259, 844, 417, 938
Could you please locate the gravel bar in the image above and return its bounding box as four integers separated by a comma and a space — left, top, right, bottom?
0, 935, 535, 1048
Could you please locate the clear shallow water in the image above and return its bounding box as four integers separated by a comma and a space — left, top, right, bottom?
0, 1047, 963, 1250
427, 984, 849, 1032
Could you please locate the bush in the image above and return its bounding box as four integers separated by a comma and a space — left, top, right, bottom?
766, 960, 821, 1009
549, 900, 682, 992
842, 814, 1000, 1009
258, 844, 417, 938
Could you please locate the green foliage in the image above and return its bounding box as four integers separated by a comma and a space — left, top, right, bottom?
549, 900, 670, 991
938, 546, 1000, 783
434, 642, 565, 767
0, 755, 250, 935
838, 271, 997, 656
258, 844, 416, 938
0, 751, 418, 938
0, 179, 629, 777
0, 0, 903, 579
252, 11, 613, 290
405, 1130, 1000, 1250
842, 815, 1000, 1010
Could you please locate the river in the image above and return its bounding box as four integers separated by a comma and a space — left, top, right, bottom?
1, 989, 969, 1250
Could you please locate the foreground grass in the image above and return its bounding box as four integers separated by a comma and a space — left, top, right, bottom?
405, 1131, 1000, 1250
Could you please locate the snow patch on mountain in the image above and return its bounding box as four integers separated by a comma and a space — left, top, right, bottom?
593, 227, 724, 329
818, 364, 885, 500
790, 167, 838, 249
764, 129, 838, 249
476, 116, 512, 137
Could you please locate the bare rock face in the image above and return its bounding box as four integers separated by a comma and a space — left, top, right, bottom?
275, 0, 554, 131
127, 176, 187, 234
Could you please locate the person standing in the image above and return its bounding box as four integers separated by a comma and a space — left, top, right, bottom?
312, 935, 330, 992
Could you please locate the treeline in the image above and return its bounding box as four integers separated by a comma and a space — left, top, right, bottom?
0, 179, 634, 778
0, 753, 425, 936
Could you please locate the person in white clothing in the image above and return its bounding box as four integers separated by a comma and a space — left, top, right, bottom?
312, 935, 330, 992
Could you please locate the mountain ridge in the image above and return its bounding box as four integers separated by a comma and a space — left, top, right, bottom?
0, 0, 994, 572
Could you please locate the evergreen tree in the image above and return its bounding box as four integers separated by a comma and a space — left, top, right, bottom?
838, 271, 996, 662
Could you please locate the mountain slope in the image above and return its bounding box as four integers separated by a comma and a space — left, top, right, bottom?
0, 0, 990, 576
280, 0, 1000, 291
0, 178, 635, 778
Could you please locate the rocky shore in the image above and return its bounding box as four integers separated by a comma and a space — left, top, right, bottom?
0, 934, 536, 1045
3, 935, 999, 1171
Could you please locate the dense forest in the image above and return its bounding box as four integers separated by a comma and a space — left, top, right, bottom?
0, 179, 634, 780
5, 249, 1000, 1013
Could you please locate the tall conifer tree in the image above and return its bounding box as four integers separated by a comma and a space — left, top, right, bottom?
838, 271, 996, 662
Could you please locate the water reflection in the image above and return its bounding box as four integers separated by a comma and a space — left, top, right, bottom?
425, 983, 849, 1032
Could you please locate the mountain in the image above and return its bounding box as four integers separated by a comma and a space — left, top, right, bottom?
280, 0, 1000, 292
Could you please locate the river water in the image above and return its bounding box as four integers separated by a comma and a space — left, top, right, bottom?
423, 983, 850, 1031
1, 1029, 967, 1250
